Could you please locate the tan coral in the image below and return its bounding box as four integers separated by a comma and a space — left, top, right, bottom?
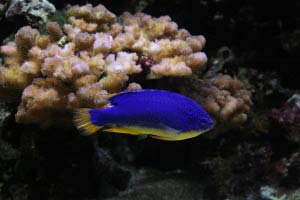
20, 61, 40, 75
0, 42, 18, 56
79, 51, 105, 76
15, 83, 67, 126
150, 57, 192, 77
108, 23, 123, 37
0, 66, 32, 89
76, 82, 109, 108
35, 35, 52, 49
74, 32, 95, 50
111, 32, 136, 52
199, 73, 252, 127
93, 33, 113, 54
41, 56, 90, 81
105, 52, 142, 75
15, 26, 39, 52
0, 3, 217, 127
67, 4, 93, 19
219, 96, 239, 121
46, 22, 64, 41
67, 4, 117, 36
73, 74, 98, 89
139, 14, 178, 40
186, 35, 206, 52
69, 17, 98, 33
0, 42, 34, 91
90, 4, 117, 23
127, 82, 142, 90
185, 52, 207, 70
100, 71, 129, 93
143, 39, 193, 61
68, 4, 116, 24
64, 24, 81, 41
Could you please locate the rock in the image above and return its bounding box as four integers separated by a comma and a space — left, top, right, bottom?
106, 169, 204, 200
5, 0, 56, 24
0, 0, 9, 20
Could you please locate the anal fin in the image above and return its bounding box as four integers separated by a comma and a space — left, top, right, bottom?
103, 126, 141, 135
150, 130, 207, 141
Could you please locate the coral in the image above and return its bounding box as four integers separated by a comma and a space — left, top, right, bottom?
74, 32, 95, 50
46, 22, 64, 41
127, 82, 142, 91
272, 151, 300, 186
0, 41, 33, 91
0, 3, 212, 127
15, 26, 39, 53
16, 81, 67, 126
198, 73, 252, 129
270, 94, 300, 143
150, 57, 193, 77
171, 48, 253, 131
5, 0, 56, 24
0, 3, 251, 130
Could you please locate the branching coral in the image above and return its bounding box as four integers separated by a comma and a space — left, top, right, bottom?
0, 3, 208, 127
0, 3, 250, 128
196, 73, 252, 129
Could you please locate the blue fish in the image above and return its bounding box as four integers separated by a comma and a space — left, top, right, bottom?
74, 89, 214, 141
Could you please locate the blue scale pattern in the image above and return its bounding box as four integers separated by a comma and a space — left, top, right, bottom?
89, 90, 214, 132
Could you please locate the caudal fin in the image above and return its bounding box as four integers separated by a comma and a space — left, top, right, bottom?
73, 108, 102, 136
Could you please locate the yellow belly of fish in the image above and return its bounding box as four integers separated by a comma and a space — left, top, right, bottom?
103, 126, 207, 141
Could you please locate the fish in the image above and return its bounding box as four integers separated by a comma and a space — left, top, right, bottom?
73, 89, 214, 141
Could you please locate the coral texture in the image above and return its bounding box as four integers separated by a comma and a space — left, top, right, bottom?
198, 73, 252, 128
0, 4, 208, 127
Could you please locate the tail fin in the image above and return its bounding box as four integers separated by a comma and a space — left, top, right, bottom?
73, 108, 102, 136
